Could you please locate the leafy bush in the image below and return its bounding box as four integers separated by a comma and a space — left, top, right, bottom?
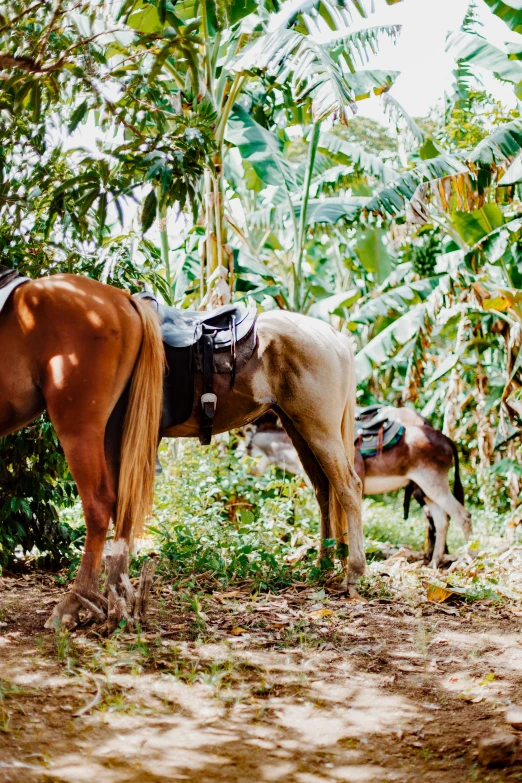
150, 437, 322, 590
0, 417, 81, 568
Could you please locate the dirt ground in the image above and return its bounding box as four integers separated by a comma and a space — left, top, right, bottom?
2, 566, 522, 783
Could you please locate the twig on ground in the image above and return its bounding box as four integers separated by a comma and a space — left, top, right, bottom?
73, 670, 102, 718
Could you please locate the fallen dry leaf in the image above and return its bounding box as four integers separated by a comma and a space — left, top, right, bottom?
309, 609, 334, 619
213, 591, 241, 603
426, 582, 472, 603
426, 584, 455, 603
230, 627, 248, 635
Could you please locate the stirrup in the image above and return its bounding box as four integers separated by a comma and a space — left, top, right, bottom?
201, 392, 217, 417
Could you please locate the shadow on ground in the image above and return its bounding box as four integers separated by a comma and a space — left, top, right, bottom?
1, 571, 522, 782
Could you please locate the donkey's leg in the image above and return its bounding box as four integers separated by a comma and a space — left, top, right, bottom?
410, 468, 472, 539
423, 501, 449, 569
276, 409, 331, 564
424, 508, 436, 566
45, 427, 116, 629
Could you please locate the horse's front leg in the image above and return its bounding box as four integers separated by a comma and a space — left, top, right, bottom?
45, 431, 115, 630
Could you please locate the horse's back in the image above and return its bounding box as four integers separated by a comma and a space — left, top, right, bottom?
257, 310, 354, 366
0, 274, 142, 437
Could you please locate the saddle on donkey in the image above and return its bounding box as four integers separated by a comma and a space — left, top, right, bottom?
136, 293, 258, 445
355, 404, 404, 457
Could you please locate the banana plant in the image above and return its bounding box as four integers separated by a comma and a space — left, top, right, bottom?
447, 0, 522, 99
125, 0, 402, 304
224, 102, 403, 311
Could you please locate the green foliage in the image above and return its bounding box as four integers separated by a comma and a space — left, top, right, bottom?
0, 417, 82, 568
2, 0, 521, 568
151, 439, 321, 590
443, 91, 520, 150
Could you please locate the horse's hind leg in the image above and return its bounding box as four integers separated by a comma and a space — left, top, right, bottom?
43, 338, 140, 629
276, 410, 331, 564
313, 440, 364, 589
278, 410, 364, 590
44, 425, 116, 628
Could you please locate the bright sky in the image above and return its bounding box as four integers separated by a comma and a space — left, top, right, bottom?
357, 0, 519, 122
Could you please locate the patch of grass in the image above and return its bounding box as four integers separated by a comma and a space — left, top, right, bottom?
363, 496, 426, 552
53, 627, 77, 666
57, 436, 512, 611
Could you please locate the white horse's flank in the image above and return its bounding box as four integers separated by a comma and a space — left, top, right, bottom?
163, 311, 364, 591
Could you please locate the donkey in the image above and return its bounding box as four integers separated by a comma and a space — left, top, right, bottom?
1, 274, 363, 629
247, 408, 471, 568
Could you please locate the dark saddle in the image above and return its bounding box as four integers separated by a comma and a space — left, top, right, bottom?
0, 265, 24, 289
355, 404, 404, 457
0, 265, 30, 313
136, 294, 258, 446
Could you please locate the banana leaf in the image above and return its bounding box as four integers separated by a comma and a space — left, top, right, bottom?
356, 303, 428, 381
366, 155, 467, 218
446, 31, 522, 87
468, 119, 522, 171
318, 131, 396, 182
482, 1, 522, 33
349, 277, 442, 326
225, 104, 296, 189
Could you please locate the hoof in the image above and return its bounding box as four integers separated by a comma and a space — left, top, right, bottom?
340, 578, 366, 602
44, 593, 82, 630
104, 557, 157, 634
44, 590, 109, 631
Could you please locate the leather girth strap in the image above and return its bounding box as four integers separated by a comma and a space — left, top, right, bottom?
200, 333, 217, 446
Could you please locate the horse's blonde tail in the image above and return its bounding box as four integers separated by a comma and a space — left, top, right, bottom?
115, 298, 164, 541
329, 340, 358, 552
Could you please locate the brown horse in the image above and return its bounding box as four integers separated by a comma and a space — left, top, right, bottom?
2, 276, 363, 627
0, 274, 164, 628
247, 408, 471, 568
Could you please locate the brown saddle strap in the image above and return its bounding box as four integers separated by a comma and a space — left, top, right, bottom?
377, 424, 384, 457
